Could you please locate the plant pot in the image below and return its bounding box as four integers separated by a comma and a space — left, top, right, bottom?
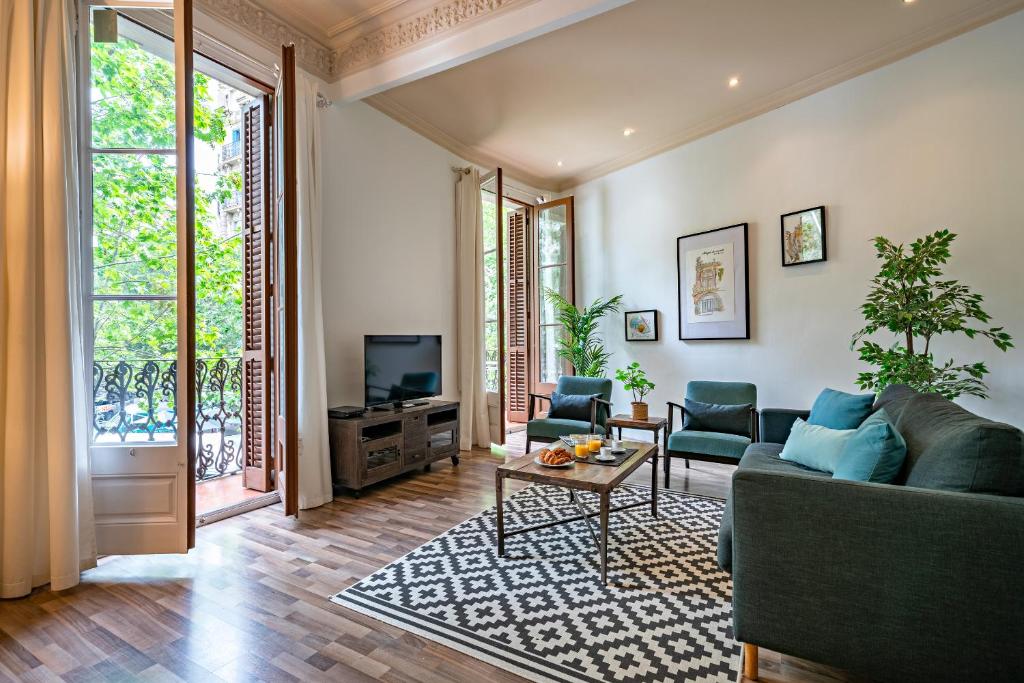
631, 402, 649, 421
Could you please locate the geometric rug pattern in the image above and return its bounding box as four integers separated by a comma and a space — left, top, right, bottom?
331, 484, 737, 682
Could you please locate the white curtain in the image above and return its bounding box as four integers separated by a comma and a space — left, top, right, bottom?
0, 0, 96, 598
294, 73, 332, 509
456, 169, 490, 450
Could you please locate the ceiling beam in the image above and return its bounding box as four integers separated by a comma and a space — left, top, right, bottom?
327, 0, 634, 102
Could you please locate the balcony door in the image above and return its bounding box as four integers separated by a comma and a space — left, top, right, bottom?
272, 45, 299, 516
84, 2, 196, 554
531, 197, 574, 395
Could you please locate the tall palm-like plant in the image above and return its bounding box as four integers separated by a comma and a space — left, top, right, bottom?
544, 290, 623, 377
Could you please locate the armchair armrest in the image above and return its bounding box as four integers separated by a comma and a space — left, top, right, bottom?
758, 408, 809, 444
666, 401, 685, 433
527, 393, 550, 421
589, 397, 612, 432
731, 469, 1024, 682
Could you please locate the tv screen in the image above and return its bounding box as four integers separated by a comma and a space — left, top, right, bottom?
364, 335, 442, 407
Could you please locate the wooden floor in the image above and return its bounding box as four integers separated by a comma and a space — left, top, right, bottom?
0, 435, 861, 683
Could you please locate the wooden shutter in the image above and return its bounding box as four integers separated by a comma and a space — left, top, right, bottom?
242, 97, 272, 492
507, 207, 529, 422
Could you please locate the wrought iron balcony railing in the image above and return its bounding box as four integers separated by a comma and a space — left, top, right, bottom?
92, 357, 243, 482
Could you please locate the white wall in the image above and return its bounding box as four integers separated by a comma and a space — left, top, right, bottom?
572, 12, 1024, 427
320, 101, 467, 406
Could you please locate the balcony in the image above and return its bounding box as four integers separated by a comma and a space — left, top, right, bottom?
222, 190, 243, 210
218, 140, 242, 163
93, 357, 245, 482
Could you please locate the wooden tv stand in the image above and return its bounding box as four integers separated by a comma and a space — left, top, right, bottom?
327, 400, 460, 496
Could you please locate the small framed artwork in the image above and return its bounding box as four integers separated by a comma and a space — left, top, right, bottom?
781, 206, 826, 266
625, 310, 658, 341
676, 223, 750, 340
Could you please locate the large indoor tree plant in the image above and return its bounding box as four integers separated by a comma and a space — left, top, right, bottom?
544, 291, 623, 377
851, 229, 1013, 399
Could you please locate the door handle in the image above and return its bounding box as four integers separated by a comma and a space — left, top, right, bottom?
129, 448, 136, 457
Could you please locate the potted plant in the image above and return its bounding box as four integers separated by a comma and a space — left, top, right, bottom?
851, 229, 1013, 399
544, 290, 623, 377
615, 361, 655, 421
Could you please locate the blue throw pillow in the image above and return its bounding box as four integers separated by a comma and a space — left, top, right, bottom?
780, 418, 857, 473
808, 388, 875, 430
833, 410, 907, 484
682, 398, 752, 437
547, 392, 598, 422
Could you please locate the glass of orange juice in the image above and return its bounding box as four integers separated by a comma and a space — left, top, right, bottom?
587, 434, 603, 453
572, 435, 590, 460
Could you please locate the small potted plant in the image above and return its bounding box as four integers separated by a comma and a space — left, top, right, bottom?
615, 361, 655, 421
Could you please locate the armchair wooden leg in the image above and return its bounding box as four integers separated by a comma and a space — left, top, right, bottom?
743, 644, 758, 680
525, 438, 531, 453
664, 454, 671, 488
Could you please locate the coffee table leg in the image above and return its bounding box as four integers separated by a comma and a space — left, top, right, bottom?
496, 472, 505, 557
651, 444, 659, 519
599, 491, 610, 585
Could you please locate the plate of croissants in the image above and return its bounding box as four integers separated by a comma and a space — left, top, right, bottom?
534, 446, 574, 468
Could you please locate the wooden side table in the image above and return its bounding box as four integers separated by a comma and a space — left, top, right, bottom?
606, 414, 668, 444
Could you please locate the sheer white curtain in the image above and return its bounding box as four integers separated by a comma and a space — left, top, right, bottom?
0, 0, 96, 598
294, 73, 332, 509
456, 169, 490, 450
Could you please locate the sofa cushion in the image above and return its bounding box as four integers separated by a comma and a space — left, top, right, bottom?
833, 410, 907, 484
808, 388, 875, 430
527, 418, 605, 440
682, 398, 752, 437
896, 393, 1024, 496
668, 430, 750, 460
780, 418, 856, 473
871, 384, 917, 424
717, 443, 830, 572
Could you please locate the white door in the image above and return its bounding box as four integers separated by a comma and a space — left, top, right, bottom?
84, 2, 196, 554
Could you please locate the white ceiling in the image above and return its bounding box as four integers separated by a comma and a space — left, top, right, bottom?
364, 0, 1024, 190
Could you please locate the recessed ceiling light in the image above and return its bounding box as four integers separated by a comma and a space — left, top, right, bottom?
728, 76, 740, 88
903, 0, 915, 3
556, 160, 563, 167
623, 127, 635, 137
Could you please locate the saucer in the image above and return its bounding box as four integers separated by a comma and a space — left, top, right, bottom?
595, 453, 616, 462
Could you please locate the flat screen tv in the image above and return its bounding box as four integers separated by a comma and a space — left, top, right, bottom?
364, 335, 442, 408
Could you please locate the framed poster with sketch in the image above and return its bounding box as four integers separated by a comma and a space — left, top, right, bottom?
676, 223, 750, 340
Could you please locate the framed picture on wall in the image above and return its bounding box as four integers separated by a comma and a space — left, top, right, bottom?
624, 310, 658, 341
781, 206, 826, 266
676, 223, 750, 340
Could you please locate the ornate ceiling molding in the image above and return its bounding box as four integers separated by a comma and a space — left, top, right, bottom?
195, 0, 335, 80
334, 0, 534, 76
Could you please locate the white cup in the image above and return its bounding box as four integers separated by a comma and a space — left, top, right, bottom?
612, 440, 623, 451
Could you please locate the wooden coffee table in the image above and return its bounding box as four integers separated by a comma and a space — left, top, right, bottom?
495, 441, 658, 585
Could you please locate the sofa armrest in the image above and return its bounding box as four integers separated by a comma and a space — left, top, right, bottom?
731, 469, 1024, 682
758, 408, 809, 444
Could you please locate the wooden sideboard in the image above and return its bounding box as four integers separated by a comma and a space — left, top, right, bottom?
328, 400, 460, 496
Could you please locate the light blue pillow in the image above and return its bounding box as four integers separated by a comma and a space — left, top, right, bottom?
779, 418, 857, 473
833, 410, 907, 483
808, 388, 875, 430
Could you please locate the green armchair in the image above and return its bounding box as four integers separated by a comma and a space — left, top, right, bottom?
665, 381, 758, 487
525, 376, 613, 453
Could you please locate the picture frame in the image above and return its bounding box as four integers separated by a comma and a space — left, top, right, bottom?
676, 223, 750, 340
780, 206, 826, 267
624, 310, 658, 341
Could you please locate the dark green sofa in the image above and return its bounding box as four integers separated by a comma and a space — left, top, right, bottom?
719, 385, 1024, 683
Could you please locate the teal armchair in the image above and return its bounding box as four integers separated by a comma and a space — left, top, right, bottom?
665, 381, 758, 487
525, 376, 613, 453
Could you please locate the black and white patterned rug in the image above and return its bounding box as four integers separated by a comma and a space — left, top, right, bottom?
330, 484, 737, 683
